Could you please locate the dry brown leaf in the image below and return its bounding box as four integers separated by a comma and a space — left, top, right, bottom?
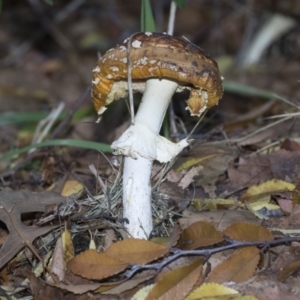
100, 270, 155, 295
51, 282, 102, 295
151, 224, 181, 249
277, 259, 300, 282
281, 139, 300, 151
192, 197, 240, 211
47, 237, 65, 283
105, 238, 169, 264
207, 247, 260, 283
166, 169, 183, 183
175, 144, 237, 198
0, 188, 65, 269
228, 150, 300, 190
176, 221, 224, 250
277, 198, 292, 214
18, 270, 104, 300
223, 222, 274, 242
145, 259, 203, 300
102, 229, 118, 251
178, 166, 203, 190
68, 249, 128, 280
180, 208, 261, 232
292, 180, 300, 206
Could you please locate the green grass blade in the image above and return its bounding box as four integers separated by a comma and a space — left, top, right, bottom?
0, 139, 112, 162
0, 107, 93, 126
141, 0, 156, 32
0, 111, 57, 125
173, 0, 185, 9
224, 81, 274, 100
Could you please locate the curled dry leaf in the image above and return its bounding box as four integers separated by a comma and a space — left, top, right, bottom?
68, 249, 128, 280
277, 259, 300, 282
176, 221, 224, 250
223, 222, 274, 242
207, 247, 260, 284
105, 238, 169, 264
145, 259, 204, 300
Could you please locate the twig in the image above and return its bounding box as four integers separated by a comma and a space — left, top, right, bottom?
206, 115, 292, 146
125, 236, 300, 279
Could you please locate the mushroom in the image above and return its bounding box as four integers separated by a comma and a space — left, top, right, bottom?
91, 32, 223, 239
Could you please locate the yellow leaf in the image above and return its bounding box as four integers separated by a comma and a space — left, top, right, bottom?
131, 284, 155, 300
61, 180, 84, 197
62, 230, 74, 264
249, 201, 280, 211
240, 179, 295, 202
176, 154, 217, 172
186, 283, 239, 300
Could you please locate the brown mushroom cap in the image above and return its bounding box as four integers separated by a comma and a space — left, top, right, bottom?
92, 32, 223, 116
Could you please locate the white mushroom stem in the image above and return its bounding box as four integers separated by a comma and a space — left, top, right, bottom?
112, 79, 189, 239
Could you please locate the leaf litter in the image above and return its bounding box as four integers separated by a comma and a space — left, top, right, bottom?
4, 136, 300, 299
2, 3, 300, 299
